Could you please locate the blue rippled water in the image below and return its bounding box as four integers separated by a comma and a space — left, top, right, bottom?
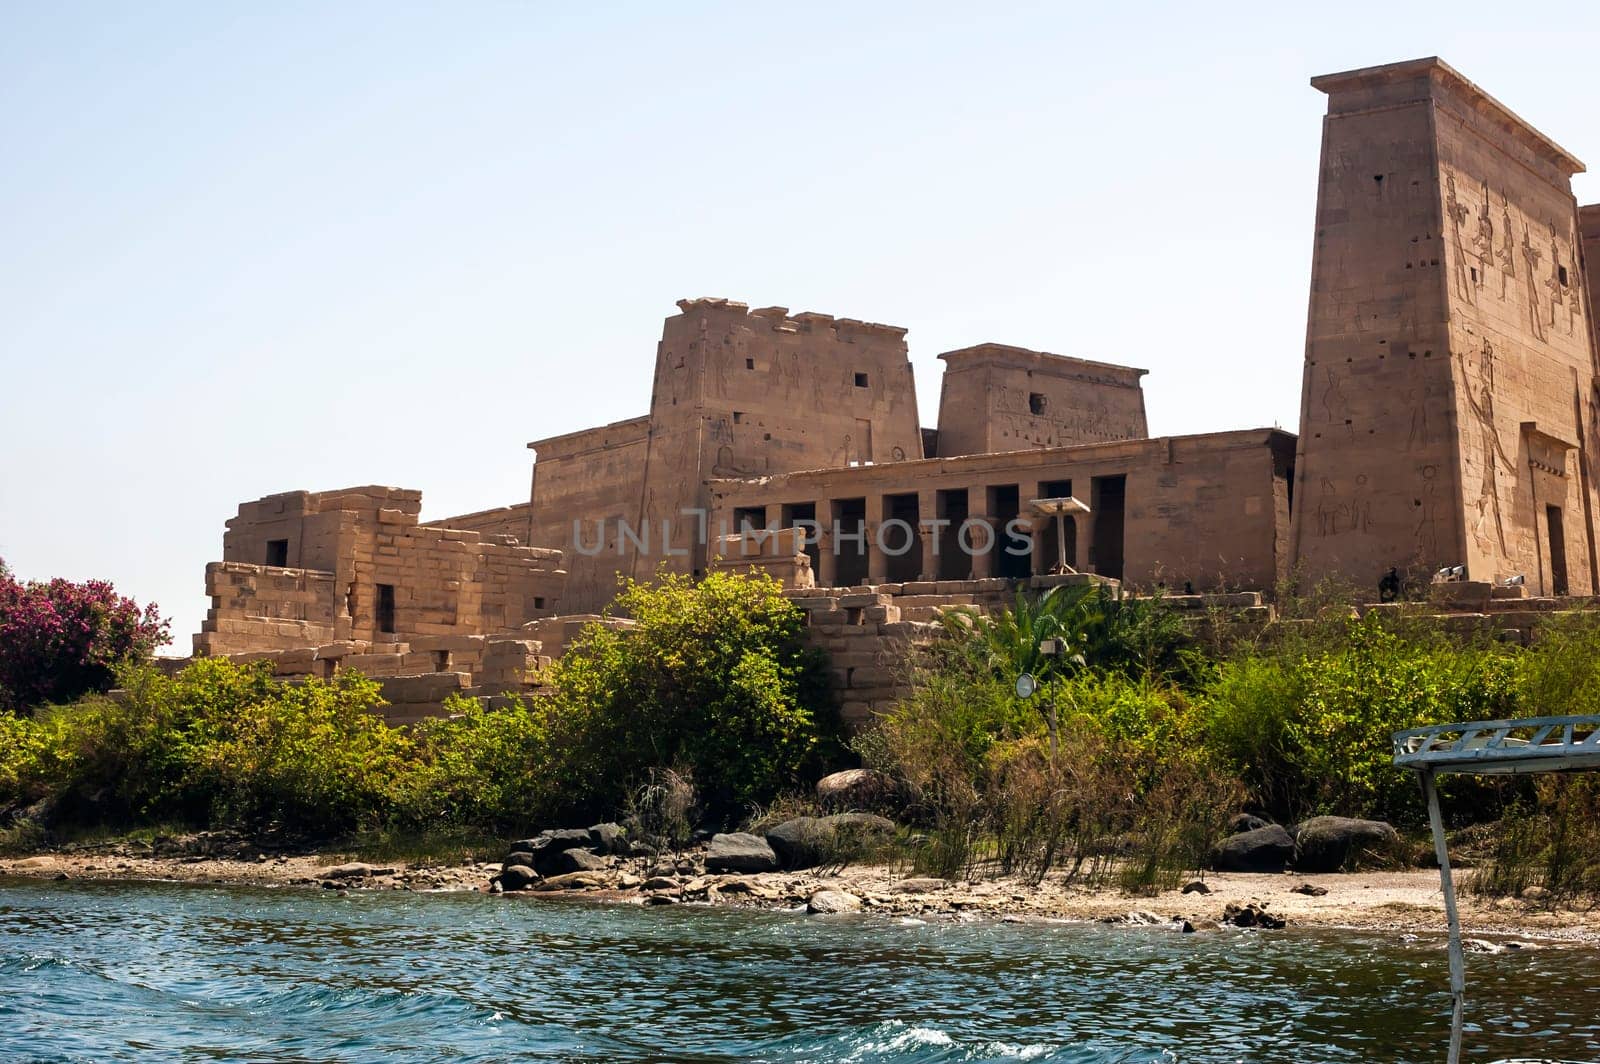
2, 876, 1599, 1062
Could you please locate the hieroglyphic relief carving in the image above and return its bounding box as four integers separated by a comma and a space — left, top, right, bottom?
1415, 464, 1441, 557
1405, 385, 1430, 450
1459, 340, 1512, 553
1472, 180, 1494, 290
1522, 226, 1547, 342
1320, 367, 1349, 427
1497, 194, 1517, 299
1313, 475, 1372, 538
1446, 174, 1475, 303
1547, 224, 1566, 330
1567, 223, 1584, 333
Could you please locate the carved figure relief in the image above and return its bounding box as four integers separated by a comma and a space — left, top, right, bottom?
1497, 195, 1517, 299
1405, 386, 1429, 450
1522, 226, 1547, 342
1546, 225, 1566, 329
1446, 174, 1475, 303
1459, 340, 1511, 554
1320, 367, 1349, 426
1472, 181, 1494, 289
1313, 475, 1371, 538
1415, 464, 1440, 558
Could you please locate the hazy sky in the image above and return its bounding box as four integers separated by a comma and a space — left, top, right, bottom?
3, 1, 1597, 650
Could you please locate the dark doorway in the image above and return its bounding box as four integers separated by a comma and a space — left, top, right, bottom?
988, 484, 1030, 580
936, 488, 970, 580
884, 493, 921, 583
265, 539, 289, 567
833, 498, 868, 587
1038, 479, 1074, 574
733, 506, 766, 532
782, 502, 820, 581
1091, 475, 1126, 580
1548, 505, 1569, 596
376, 584, 396, 634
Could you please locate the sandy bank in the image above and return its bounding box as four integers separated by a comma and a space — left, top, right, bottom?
3, 849, 1595, 945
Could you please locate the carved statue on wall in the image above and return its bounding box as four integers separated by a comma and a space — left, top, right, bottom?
1472, 180, 1494, 287
1459, 341, 1510, 554
1522, 226, 1547, 342
1320, 366, 1349, 429
1415, 464, 1440, 558
1547, 225, 1565, 326
1497, 194, 1517, 300
1446, 174, 1475, 303
1405, 386, 1429, 450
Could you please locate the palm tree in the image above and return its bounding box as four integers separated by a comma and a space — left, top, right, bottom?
972, 584, 1101, 760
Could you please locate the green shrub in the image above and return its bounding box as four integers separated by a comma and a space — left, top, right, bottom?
1202, 614, 1518, 825
541, 570, 840, 817
399, 694, 553, 832
0, 712, 48, 804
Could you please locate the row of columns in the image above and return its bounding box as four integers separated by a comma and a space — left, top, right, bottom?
762, 483, 1095, 588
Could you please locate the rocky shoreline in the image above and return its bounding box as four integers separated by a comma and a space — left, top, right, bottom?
4, 834, 1596, 946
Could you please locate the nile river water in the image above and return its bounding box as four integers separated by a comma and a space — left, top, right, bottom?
2, 876, 1598, 1062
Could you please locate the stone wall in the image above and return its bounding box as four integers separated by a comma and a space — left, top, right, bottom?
709, 428, 1294, 594
525, 299, 926, 613
425, 502, 534, 544
1292, 58, 1599, 597
195, 486, 566, 657
708, 528, 816, 590
1583, 204, 1600, 359
199, 562, 341, 652
934, 344, 1149, 456
527, 416, 651, 613
214, 633, 554, 725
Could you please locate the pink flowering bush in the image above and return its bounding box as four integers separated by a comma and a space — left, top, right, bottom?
0, 557, 170, 712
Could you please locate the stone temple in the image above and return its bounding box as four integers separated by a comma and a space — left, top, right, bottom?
191, 58, 1600, 723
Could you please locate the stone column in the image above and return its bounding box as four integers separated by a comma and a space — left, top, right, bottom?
1075, 511, 1094, 573
866, 494, 889, 585
918, 489, 940, 581
966, 486, 993, 579
815, 499, 838, 588
1029, 482, 1051, 576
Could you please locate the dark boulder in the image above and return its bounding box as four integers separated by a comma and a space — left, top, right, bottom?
766, 817, 833, 870
823, 812, 896, 833
1212, 825, 1295, 873
766, 813, 897, 871
1291, 817, 1401, 873
816, 769, 899, 811
1228, 813, 1269, 834
1223, 902, 1286, 930
550, 848, 608, 874
703, 832, 780, 874
508, 829, 591, 857
531, 871, 609, 892
498, 865, 538, 892
503, 851, 535, 870
588, 822, 627, 855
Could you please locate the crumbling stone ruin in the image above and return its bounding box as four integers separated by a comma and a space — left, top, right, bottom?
192, 57, 1600, 722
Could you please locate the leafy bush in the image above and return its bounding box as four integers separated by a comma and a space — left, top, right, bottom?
1471, 776, 1600, 902
399, 694, 553, 832
879, 614, 1224, 887
541, 570, 839, 817
0, 560, 169, 711
1202, 614, 1518, 825
7, 659, 411, 835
